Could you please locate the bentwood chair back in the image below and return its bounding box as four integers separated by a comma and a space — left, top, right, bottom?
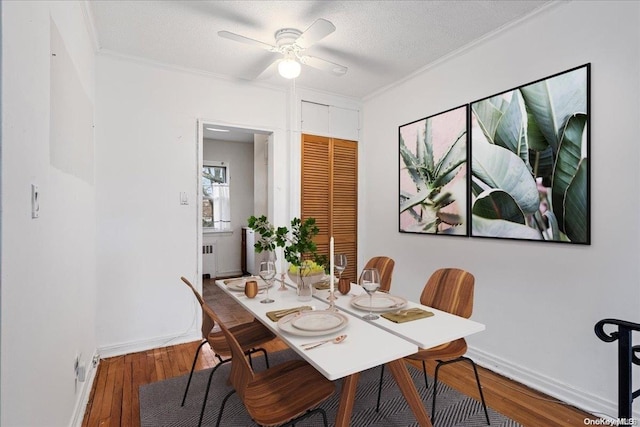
369, 256, 396, 407
180, 276, 214, 339
179, 277, 276, 426
406, 268, 490, 425
420, 268, 474, 318
363, 256, 395, 292
204, 303, 335, 427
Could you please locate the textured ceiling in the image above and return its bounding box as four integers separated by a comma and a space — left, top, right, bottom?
88, 0, 553, 99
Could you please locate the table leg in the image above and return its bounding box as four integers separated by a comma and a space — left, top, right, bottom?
335, 372, 360, 427
387, 359, 433, 427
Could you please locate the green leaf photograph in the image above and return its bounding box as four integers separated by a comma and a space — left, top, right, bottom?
470, 64, 590, 244
399, 104, 468, 235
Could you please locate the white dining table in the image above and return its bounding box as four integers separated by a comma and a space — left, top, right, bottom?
313, 283, 486, 349
216, 276, 484, 427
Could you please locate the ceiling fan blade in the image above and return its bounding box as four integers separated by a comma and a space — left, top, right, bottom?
301, 55, 348, 76
295, 18, 335, 49
253, 57, 280, 80
218, 31, 277, 52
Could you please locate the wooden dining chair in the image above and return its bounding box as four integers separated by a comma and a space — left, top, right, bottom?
179, 277, 276, 418
377, 268, 490, 425
362, 256, 395, 292
202, 303, 335, 427
363, 256, 397, 407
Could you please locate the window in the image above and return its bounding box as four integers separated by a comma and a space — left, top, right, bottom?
202, 161, 231, 231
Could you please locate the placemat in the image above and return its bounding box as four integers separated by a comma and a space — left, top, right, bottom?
313, 281, 331, 290
381, 308, 434, 323
266, 306, 312, 322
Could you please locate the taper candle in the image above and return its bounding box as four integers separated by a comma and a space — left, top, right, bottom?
329, 237, 335, 293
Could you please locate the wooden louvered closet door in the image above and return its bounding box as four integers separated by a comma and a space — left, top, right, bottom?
301, 134, 358, 283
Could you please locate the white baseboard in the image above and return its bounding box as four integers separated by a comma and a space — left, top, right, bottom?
215, 269, 243, 278
69, 350, 100, 427
97, 330, 201, 359
466, 346, 640, 421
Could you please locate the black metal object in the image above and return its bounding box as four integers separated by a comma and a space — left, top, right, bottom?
181, 339, 211, 406
432, 356, 490, 425
375, 357, 490, 425
375, 362, 431, 413
376, 364, 385, 412
179, 338, 270, 426
197, 347, 268, 427
594, 318, 640, 425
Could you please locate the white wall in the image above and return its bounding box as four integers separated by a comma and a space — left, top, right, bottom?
94, 55, 290, 355
362, 0, 640, 418
253, 134, 268, 217
1, 2, 98, 426
203, 138, 254, 277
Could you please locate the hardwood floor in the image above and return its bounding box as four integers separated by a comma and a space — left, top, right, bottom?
82, 280, 596, 426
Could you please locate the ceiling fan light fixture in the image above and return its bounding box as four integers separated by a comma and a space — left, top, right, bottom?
278, 58, 301, 79
219, 19, 346, 81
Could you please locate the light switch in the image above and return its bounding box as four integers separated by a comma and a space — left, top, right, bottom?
180, 192, 189, 205
32, 184, 39, 218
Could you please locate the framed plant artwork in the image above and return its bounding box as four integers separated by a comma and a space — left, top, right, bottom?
399, 104, 469, 236
470, 63, 590, 244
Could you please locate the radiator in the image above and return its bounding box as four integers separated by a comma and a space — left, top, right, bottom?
202, 243, 217, 277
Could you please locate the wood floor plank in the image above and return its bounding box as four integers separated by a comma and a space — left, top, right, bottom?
97, 360, 117, 422
130, 351, 146, 426
174, 342, 193, 376
120, 354, 133, 427
166, 344, 185, 378
108, 357, 124, 427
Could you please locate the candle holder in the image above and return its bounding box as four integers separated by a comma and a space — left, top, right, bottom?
278, 272, 288, 291
327, 290, 338, 311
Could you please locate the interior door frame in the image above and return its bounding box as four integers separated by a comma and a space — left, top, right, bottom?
196, 119, 276, 288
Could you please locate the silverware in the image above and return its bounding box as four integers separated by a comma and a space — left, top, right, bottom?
302, 334, 347, 350
394, 307, 423, 316
280, 313, 301, 324
273, 308, 303, 318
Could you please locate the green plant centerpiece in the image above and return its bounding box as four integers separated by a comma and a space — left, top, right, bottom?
247, 215, 327, 278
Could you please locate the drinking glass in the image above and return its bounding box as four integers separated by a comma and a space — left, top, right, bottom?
358, 268, 380, 320
244, 280, 258, 298
296, 263, 312, 301
258, 261, 276, 304
334, 254, 347, 280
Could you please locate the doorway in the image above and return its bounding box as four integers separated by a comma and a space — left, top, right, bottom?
198, 121, 273, 280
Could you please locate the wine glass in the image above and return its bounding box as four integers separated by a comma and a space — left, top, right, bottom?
358, 268, 380, 320
334, 254, 347, 280
258, 261, 276, 304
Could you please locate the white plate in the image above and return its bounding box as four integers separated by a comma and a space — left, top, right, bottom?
277, 310, 349, 337
226, 276, 270, 291
351, 293, 407, 312
292, 311, 346, 331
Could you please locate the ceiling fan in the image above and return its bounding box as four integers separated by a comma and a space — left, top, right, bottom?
218, 18, 348, 80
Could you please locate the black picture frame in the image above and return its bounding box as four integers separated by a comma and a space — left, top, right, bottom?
469, 63, 591, 244
399, 104, 470, 236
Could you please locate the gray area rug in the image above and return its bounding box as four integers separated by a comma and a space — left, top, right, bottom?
139, 349, 521, 427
